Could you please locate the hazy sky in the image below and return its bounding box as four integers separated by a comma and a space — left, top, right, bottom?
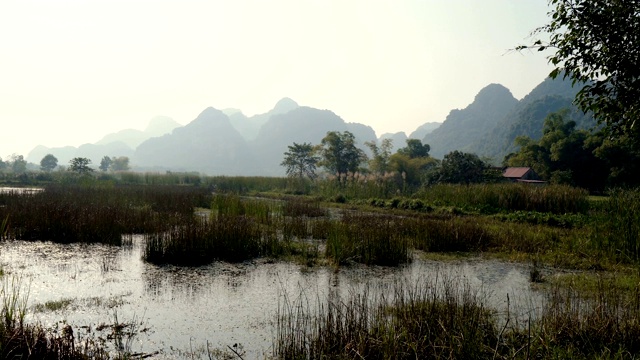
0, 0, 554, 160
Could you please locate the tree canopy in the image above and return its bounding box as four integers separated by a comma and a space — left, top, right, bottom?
522, 0, 640, 141
281, 142, 320, 180
506, 110, 608, 190
319, 131, 367, 174
69, 157, 93, 174
397, 139, 431, 159
365, 138, 393, 175
437, 151, 487, 184
40, 154, 58, 172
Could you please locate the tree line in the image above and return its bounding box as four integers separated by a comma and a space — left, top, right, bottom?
281, 131, 495, 189
0, 155, 131, 175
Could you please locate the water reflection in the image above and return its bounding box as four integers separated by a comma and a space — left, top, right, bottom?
0, 237, 544, 358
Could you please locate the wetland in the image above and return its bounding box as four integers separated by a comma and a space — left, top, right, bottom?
0, 177, 639, 359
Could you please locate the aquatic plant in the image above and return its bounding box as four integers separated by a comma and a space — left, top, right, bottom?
326, 212, 409, 266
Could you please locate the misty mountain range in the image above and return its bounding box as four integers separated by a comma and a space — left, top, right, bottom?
26, 75, 595, 175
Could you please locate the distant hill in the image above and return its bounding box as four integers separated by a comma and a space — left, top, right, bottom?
133, 107, 254, 175
409, 122, 440, 140
468, 76, 596, 163
27, 116, 179, 165
250, 106, 376, 175
96, 116, 181, 149
228, 98, 299, 141
420, 77, 596, 163
423, 84, 518, 159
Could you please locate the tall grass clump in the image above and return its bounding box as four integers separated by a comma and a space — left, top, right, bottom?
509, 277, 640, 358
326, 212, 409, 266
204, 176, 290, 194
316, 172, 404, 201
602, 188, 640, 262
0, 184, 213, 244
407, 215, 493, 253
212, 194, 273, 224
274, 275, 498, 359
144, 214, 269, 265
282, 197, 326, 218
417, 184, 589, 214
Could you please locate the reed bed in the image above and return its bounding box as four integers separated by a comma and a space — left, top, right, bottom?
416, 183, 590, 214
603, 188, 640, 261
274, 272, 640, 359
274, 274, 498, 359
326, 212, 409, 266
316, 172, 404, 200
282, 197, 327, 218
406, 215, 492, 253
513, 277, 640, 358
204, 176, 290, 194
143, 214, 271, 265
0, 184, 211, 245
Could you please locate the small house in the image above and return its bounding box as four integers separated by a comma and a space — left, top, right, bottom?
502, 167, 545, 183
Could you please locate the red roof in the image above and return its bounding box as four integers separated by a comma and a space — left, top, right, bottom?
503, 167, 532, 178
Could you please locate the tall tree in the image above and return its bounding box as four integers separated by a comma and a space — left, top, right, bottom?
9, 154, 27, 174
520, 0, 640, 142
397, 139, 431, 159
281, 142, 320, 180
506, 110, 608, 190
365, 138, 393, 174
438, 151, 487, 184
110, 156, 130, 171
69, 157, 93, 174
99, 156, 112, 172
319, 131, 367, 174
40, 154, 58, 172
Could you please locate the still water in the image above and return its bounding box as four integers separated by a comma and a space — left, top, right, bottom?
0, 237, 543, 358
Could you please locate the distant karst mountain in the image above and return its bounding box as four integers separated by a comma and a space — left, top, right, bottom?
423, 83, 519, 159
226, 97, 300, 141
408, 122, 440, 140
466, 76, 595, 163
250, 106, 376, 175
26, 116, 180, 165
420, 77, 596, 163
96, 116, 181, 148
133, 107, 253, 175
24, 75, 591, 175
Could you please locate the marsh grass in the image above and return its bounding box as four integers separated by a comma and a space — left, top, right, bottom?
0, 184, 211, 245
515, 278, 640, 358
282, 197, 327, 218
275, 272, 640, 359
33, 298, 74, 313
326, 212, 409, 266
144, 214, 273, 265
275, 275, 498, 359
416, 183, 589, 214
